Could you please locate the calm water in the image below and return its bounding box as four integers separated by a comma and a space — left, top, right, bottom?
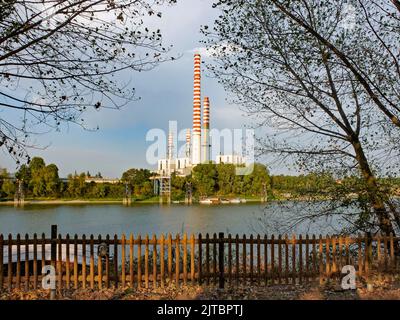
0, 202, 344, 236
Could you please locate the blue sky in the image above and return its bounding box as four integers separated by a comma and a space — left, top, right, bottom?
0, 0, 270, 178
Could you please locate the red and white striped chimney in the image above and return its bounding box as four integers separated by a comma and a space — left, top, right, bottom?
192, 53, 202, 165
202, 96, 210, 162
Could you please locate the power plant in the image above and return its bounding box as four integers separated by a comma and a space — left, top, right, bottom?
153, 53, 245, 202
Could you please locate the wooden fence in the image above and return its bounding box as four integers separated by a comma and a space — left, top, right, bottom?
0, 225, 399, 292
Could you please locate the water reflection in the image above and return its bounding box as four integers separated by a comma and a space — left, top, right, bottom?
0, 202, 345, 237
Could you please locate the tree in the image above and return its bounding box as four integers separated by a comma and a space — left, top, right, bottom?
66, 172, 87, 197
0, 169, 15, 198
216, 163, 235, 195
29, 157, 46, 196
0, 0, 176, 163
203, 1, 400, 236
121, 168, 152, 196
15, 164, 31, 191
192, 163, 217, 197
43, 164, 60, 196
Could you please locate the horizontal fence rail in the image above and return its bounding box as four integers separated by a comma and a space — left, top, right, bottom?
0, 226, 399, 292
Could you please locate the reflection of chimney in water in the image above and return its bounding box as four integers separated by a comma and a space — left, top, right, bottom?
202, 97, 210, 163
192, 53, 201, 165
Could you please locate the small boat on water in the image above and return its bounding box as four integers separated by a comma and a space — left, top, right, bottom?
199, 197, 221, 204
229, 198, 246, 204
220, 198, 230, 204
229, 198, 241, 204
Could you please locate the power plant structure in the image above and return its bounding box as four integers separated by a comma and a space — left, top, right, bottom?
153, 53, 245, 203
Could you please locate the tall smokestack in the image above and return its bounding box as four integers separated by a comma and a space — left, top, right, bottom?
202, 96, 210, 163
192, 53, 202, 165
186, 128, 191, 159
168, 131, 173, 160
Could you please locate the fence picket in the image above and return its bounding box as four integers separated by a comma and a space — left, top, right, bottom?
175, 234, 180, 286
292, 234, 296, 285
106, 234, 110, 288
305, 234, 309, 284
198, 233, 202, 285
338, 235, 343, 271
16, 234, 21, 289
257, 235, 261, 285
183, 233, 187, 285
90, 235, 94, 289
153, 234, 157, 288
345, 235, 350, 266
270, 234, 275, 284
8, 234, 12, 290
236, 235, 240, 286
190, 234, 195, 284
390, 233, 395, 276
285, 234, 289, 284
228, 234, 232, 285
264, 235, 268, 285
167, 233, 172, 284
243, 234, 247, 284
98, 235, 102, 289
25, 234, 30, 291
312, 235, 316, 282
114, 234, 118, 288
377, 234, 381, 273
57, 234, 62, 290
160, 234, 165, 287
383, 234, 388, 272
358, 234, 363, 277
145, 234, 149, 289
82, 235, 86, 289
250, 235, 254, 284
278, 235, 282, 284
74, 234, 78, 289
325, 235, 330, 280
332, 236, 337, 279
33, 233, 38, 290
206, 233, 210, 285
137, 234, 142, 288
319, 235, 323, 285
121, 234, 126, 288
213, 233, 217, 286
130, 234, 134, 288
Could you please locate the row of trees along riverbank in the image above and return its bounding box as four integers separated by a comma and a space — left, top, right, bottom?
1, 157, 400, 202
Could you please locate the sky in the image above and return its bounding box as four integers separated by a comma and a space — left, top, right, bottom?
0, 0, 280, 178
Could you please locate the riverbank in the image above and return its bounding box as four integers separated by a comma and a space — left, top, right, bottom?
0, 197, 266, 205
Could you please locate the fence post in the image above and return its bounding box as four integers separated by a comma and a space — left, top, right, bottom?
50, 225, 57, 300
218, 232, 225, 289
198, 233, 202, 285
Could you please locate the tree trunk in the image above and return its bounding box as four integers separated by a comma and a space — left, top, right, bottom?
351, 139, 396, 237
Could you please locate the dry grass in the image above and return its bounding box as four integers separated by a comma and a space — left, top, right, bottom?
2, 278, 400, 300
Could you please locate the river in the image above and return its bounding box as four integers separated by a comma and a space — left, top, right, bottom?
0, 202, 345, 236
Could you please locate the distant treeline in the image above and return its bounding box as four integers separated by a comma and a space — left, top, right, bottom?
0, 157, 399, 201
